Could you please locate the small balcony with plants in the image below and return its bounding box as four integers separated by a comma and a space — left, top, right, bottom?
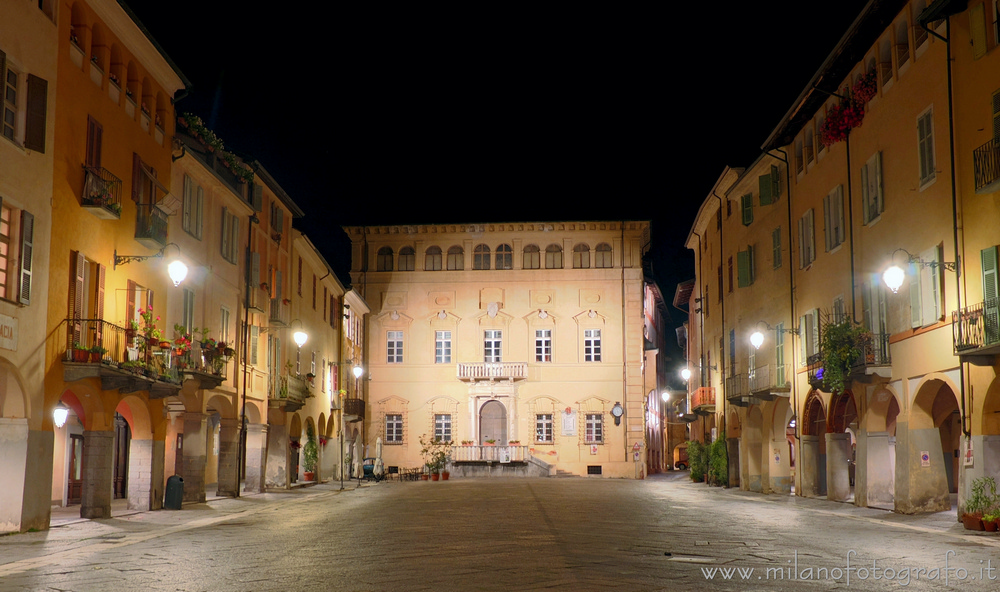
974, 136, 1000, 195
81, 166, 122, 220
269, 297, 290, 326
953, 298, 1000, 366
135, 204, 168, 249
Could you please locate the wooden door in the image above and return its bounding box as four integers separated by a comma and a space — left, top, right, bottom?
68, 434, 83, 505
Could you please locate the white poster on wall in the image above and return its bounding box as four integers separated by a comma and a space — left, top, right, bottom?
562, 409, 577, 436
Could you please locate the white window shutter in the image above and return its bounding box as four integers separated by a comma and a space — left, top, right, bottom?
861, 162, 871, 224
873, 152, 883, 218
921, 245, 941, 323
910, 262, 923, 328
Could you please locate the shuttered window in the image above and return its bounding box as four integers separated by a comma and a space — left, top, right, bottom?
220, 207, 239, 264
772, 228, 782, 269
737, 245, 755, 288
741, 193, 753, 226
918, 109, 935, 186
759, 164, 780, 205
798, 209, 815, 268
182, 175, 203, 240
861, 152, 884, 224
24, 74, 47, 152
971, 3, 988, 59
983, 246, 1000, 345
824, 186, 845, 251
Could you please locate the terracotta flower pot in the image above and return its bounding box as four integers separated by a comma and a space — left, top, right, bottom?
963, 513, 985, 531
303, 471, 315, 482
441, 471, 450, 481
72, 349, 89, 363
431, 473, 439, 481
984, 519, 998, 532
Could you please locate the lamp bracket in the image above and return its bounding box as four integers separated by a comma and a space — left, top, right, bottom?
754, 320, 800, 336
113, 242, 181, 270
891, 248, 959, 275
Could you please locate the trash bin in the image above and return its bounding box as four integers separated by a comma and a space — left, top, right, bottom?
164, 475, 184, 510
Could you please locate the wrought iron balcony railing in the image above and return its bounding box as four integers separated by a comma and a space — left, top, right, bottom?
81, 166, 122, 219
974, 136, 1000, 194
343, 397, 365, 422
953, 298, 1000, 357
135, 204, 168, 248
691, 386, 715, 411
749, 364, 790, 399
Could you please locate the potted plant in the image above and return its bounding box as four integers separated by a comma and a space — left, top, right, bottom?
963, 476, 997, 530
819, 317, 868, 395
89, 345, 107, 363
984, 511, 999, 532
687, 440, 707, 483
508, 440, 520, 445
302, 424, 318, 482
485, 439, 496, 446
419, 434, 452, 481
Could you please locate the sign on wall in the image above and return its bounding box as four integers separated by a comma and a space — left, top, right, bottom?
921, 451, 931, 467
964, 438, 974, 467
0, 313, 17, 351
562, 410, 577, 436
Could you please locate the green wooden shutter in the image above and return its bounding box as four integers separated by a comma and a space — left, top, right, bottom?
759, 173, 772, 205
775, 322, 785, 386
770, 165, 780, 199
772, 227, 781, 269
982, 246, 999, 344
24, 75, 47, 153
799, 314, 808, 365
910, 262, 923, 328
741, 194, 753, 226
737, 249, 750, 287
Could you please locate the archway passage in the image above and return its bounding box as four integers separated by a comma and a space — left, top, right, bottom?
801, 393, 828, 497
480, 400, 507, 444
728, 411, 740, 489
906, 379, 961, 513
866, 390, 899, 510
827, 392, 858, 502
769, 399, 795, 494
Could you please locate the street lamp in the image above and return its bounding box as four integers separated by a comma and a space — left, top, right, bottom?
750, 321, 799, 350
680, 368, 691, 382
290, 319, 308, 348
53, 402, 69, 428
882, 248, 958, 294
114, 242, 188, 286
661, 391, 670, 402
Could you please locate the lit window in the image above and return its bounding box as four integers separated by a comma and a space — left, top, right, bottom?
474, 244, 490, 270
387, 331, 403, 363
536, 414, 553, 443
584, 329, 601, 362
0, 203, 32, 303
484, 330, 502, 363
585, 414, 603, 443
434, 414, 452, 442
535, 329, 551, 362
386, 414, 403, 443
495, 244, 512, 270
435, 330, 451, 364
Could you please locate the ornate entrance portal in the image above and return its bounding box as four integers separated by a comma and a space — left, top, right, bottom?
480, 400, 507, 444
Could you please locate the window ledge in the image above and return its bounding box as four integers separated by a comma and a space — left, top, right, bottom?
918, 175, 937, 192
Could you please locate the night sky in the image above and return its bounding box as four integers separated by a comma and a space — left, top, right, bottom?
127, 1, 870, 350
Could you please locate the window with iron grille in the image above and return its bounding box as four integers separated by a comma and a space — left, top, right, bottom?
585, 414, 603, 443
536, 414, 553, 442
386, 414, 403, 443
387, 331, 403, 363
434, 414, 452, 442
584, 329, 601, 362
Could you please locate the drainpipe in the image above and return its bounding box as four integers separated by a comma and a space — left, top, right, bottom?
621, 222, 629, 463
712, 190, 728, 478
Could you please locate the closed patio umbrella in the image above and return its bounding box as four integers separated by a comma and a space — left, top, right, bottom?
374, 436, 384, 477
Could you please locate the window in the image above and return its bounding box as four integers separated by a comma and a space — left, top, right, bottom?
729, 329, 736, 376
399, 247, 415, 271
0, 202, 33, 304
545, 244, 563, 269
536, 414, 553, 443
910, 245, 943, 328
435, 330, 451, 364
896, 20, 910, 70
447, 246, 463, 270
573, 244, 590, 268
387, 331, 403, 363
2, 55, 18, 143
772, 228, 782, 269
182, 288, 194, 333
473, 244, 490, 270
741, 193, 753, 226
717, 265, 723, 303
584, 329, 601, 362
312, 275, 317, 310
425, 246, 442, 271
795, 139, 804, 174
220, 207, 240, 264
249, 324, 259, 365
484, 330, 502, 362
377, 247, 393, 271
737, 245, 755, 287
434, 414, 452, 442
833, 296, 846, 324
804, 128, 815, 164
917, 108, 935, 186
798, 209, 816, 268
585, 414, 603, 443
311, 350, 317, 376
495, 244, 512, 270
297, 257, 303, 296
727, 256, 733, 293
759, 165, 780, 205
386, 414, 403, 443
799, 308, 821, 364
86, 116, 102, 168
861, 152, 884, 224
220, 307, 231, 347
181, 175, 203, 239
595, 243, 612, 268
523, 244, 540, 269
775, 322, 786, 387
535, 329, 551, 362
824, 185, 845, 251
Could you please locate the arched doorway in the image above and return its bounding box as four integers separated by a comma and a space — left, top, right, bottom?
865, 388, 899, 510
801, 392, 828, 497
827, 391, 858, 502
905, 378, 961, 513
728, 410, 741, 488
746, 406, 763, 492
480, 400, 507, 444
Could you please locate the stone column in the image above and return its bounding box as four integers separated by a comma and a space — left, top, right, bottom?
265, 422, 289, 489
127, 438, 156, 511
216, 418, 239, 497
864, 432, 894, 508
895, 421, 951, 514
768, 439, 792, 494
80, 430, 114, 519
181, 412, 207, 503
0, 419, 53, 533
244, 423, 267, 493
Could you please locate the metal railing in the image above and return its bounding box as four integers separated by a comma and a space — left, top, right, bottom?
457, 362, 527, 381
692, 386, 715, 409
974, 137, 1000, 194
953, 298, 1000, 352
135, 204, 168, 247
343, 397, 365, 420
63, 318, 182, 383
853, 332, 891, 368
749, 364, 788, 393
452, 445, 529, 462
269, 298, 289, 326
725, 374, 748, 398
81, 166, 122, 217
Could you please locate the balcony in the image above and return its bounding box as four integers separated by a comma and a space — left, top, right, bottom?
81, 166, 122, 220
691, 386, 715, 414
452, 445, 529, 463
343, 398, 365, 423
268, 375, 308, 412
456, 362, 528, 382
974, 137, 1000, 195
850, 333, 892, 379
953, 299, 1000, 366
135, 204, 168, 249
61, 318, 182, 399
247, 284, 266, 313
725, 374, 754, 407
269, 298, 289, 326
749, 364, 791, 401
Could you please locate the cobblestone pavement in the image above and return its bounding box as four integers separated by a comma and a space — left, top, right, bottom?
2, 474, 1000, 591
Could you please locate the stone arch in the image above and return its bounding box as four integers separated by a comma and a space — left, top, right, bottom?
865, 385, 901, 510
204, 393, 236, 419
828, 391, 858, 434
801, 390, 828, 497
728, 410, 741, 438
0, 358, 30, 420
90, 22, 108, 72
288, 413, 303, 440
908, 375, 961, 506
769, 397, 795, 494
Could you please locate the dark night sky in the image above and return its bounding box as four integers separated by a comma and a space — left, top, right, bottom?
127, 1, 870, 334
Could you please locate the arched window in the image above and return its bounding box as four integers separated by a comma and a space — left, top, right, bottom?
399, 247, 415, 271
595, 243, 613, 268
447, 246, 464, 270
425, 246, 442, 271
474, 244, 490, 270
573, 244, 590, 269
496, 244, 513, 270
545, 244, 563, 269
523, 244, 540, 269
377, 247, 393, 272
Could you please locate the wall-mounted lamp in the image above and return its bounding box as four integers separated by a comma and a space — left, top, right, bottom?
352, 364, 363, 379
53, 402, 69, 428
290, 319, 308, 348
680, 368, 692, 382
749, 321, 800, 350
882, 248, 958, 294
114, 243, 188, 287
661, 391, 670, 402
